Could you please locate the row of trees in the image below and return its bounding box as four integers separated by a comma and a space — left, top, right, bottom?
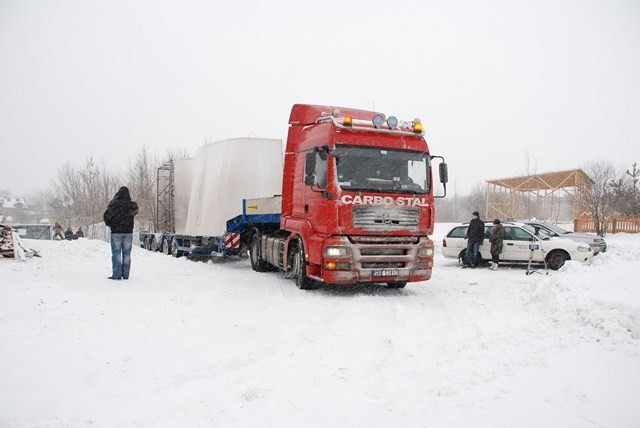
46, 147, 165, 232
46, 149, 637, 238
581, 161, 639, 235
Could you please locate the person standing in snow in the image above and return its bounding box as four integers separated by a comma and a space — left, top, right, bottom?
75, 227, 84, 238
103, 186, 138, 280
488, 219, 504, 271
65, 227, 74, 240
463, 210, 485, 268
53, 222, 64, 240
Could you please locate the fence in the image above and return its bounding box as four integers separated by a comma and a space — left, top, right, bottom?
574, 215, 640, 234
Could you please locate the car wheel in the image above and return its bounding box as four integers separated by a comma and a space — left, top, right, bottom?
546, 250, 569, 270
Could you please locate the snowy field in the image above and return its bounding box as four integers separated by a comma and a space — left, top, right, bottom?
1, 224, 639, 427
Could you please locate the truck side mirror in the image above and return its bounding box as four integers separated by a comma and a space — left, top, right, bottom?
439, 162, 449, 184
431, 155, 448, 198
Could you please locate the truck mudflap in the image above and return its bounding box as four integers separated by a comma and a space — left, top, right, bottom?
314, 235, 434, 285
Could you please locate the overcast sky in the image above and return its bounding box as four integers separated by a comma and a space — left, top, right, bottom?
1, 0, 639, 198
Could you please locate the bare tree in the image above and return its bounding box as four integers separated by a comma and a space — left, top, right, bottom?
580, 161, 620, 236
126, 145, 158, 227
47, 158, 119, 230
47, 163, 83, 226
163, 147, 192, 162
521, 150, 538, 219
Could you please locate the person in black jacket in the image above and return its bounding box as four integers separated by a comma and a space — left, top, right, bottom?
463, 210, 485, 268
488, 219, 504, 271
103, 186, 139, 280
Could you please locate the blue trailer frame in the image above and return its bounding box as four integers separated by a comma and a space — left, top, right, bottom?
140, 199, 281, 260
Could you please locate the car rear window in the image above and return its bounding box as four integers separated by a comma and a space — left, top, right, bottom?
447, 226, 468, 238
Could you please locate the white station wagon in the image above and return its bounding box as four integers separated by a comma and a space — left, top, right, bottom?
441, 222, 594, 270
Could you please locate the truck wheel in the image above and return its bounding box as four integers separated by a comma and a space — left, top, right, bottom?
546, 250, 569, 270
250, 232, 270, 272
387, 282, 407, 289
171, 239, 183, 258
291, 240, 316, 290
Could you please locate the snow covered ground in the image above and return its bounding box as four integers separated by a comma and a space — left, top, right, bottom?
1, 224, 639, 427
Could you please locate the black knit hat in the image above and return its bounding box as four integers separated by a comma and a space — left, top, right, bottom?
493, 219, 501, 224
472, 211, 480, 217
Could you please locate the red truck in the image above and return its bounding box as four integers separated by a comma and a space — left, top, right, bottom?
250, 104, 447, 289
141, 104, 447, 289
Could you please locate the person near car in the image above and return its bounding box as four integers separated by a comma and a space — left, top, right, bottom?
103, 186, 139, 280
463, 210, 485, 268
489, 219, 504, 271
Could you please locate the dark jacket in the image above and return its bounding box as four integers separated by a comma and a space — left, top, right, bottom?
103, 187, 139, 234
466, 218, 485, 245
489, 224, 504, 255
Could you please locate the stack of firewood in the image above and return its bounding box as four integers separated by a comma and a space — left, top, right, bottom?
0, 224, 40, 259
0, 223, 15, 258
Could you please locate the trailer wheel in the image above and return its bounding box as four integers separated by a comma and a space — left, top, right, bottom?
250, 232, 270, 272
171, 239, 183, 258
291, 240, 317, 290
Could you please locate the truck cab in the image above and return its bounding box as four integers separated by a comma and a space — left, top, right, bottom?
255, 104, 447, 289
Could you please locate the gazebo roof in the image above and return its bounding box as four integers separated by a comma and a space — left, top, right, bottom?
486, 169, 592, 192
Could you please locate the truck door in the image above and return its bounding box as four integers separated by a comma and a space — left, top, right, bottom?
300, 149, 333, 234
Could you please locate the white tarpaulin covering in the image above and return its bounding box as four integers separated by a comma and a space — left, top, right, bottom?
173, 157, 196, 235
185, 138, 283, 236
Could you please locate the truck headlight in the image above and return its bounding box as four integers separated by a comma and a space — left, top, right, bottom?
418, 246, 434, 257
324, 246, 351, 258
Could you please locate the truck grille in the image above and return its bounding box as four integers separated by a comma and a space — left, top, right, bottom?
352, 206, 419, 230
349, 235, 419, 270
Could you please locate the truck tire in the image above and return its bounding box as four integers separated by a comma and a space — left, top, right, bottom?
250, 232, 271, 272
291, 240, 317, 290
171, 239, 183, 258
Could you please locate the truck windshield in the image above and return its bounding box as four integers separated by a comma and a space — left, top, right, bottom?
334, 146, 430, 194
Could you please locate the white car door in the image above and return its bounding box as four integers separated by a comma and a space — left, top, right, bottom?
502, 226, 543, 262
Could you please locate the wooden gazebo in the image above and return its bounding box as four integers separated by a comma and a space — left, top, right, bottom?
485, 169, 592, 221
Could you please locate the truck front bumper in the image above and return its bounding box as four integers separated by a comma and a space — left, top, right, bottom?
317, 235, 434, 285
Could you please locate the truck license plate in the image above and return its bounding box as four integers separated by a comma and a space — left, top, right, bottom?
372, 269, 399, 277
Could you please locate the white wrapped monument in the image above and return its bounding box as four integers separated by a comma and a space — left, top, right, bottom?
184, 138, 283, 237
